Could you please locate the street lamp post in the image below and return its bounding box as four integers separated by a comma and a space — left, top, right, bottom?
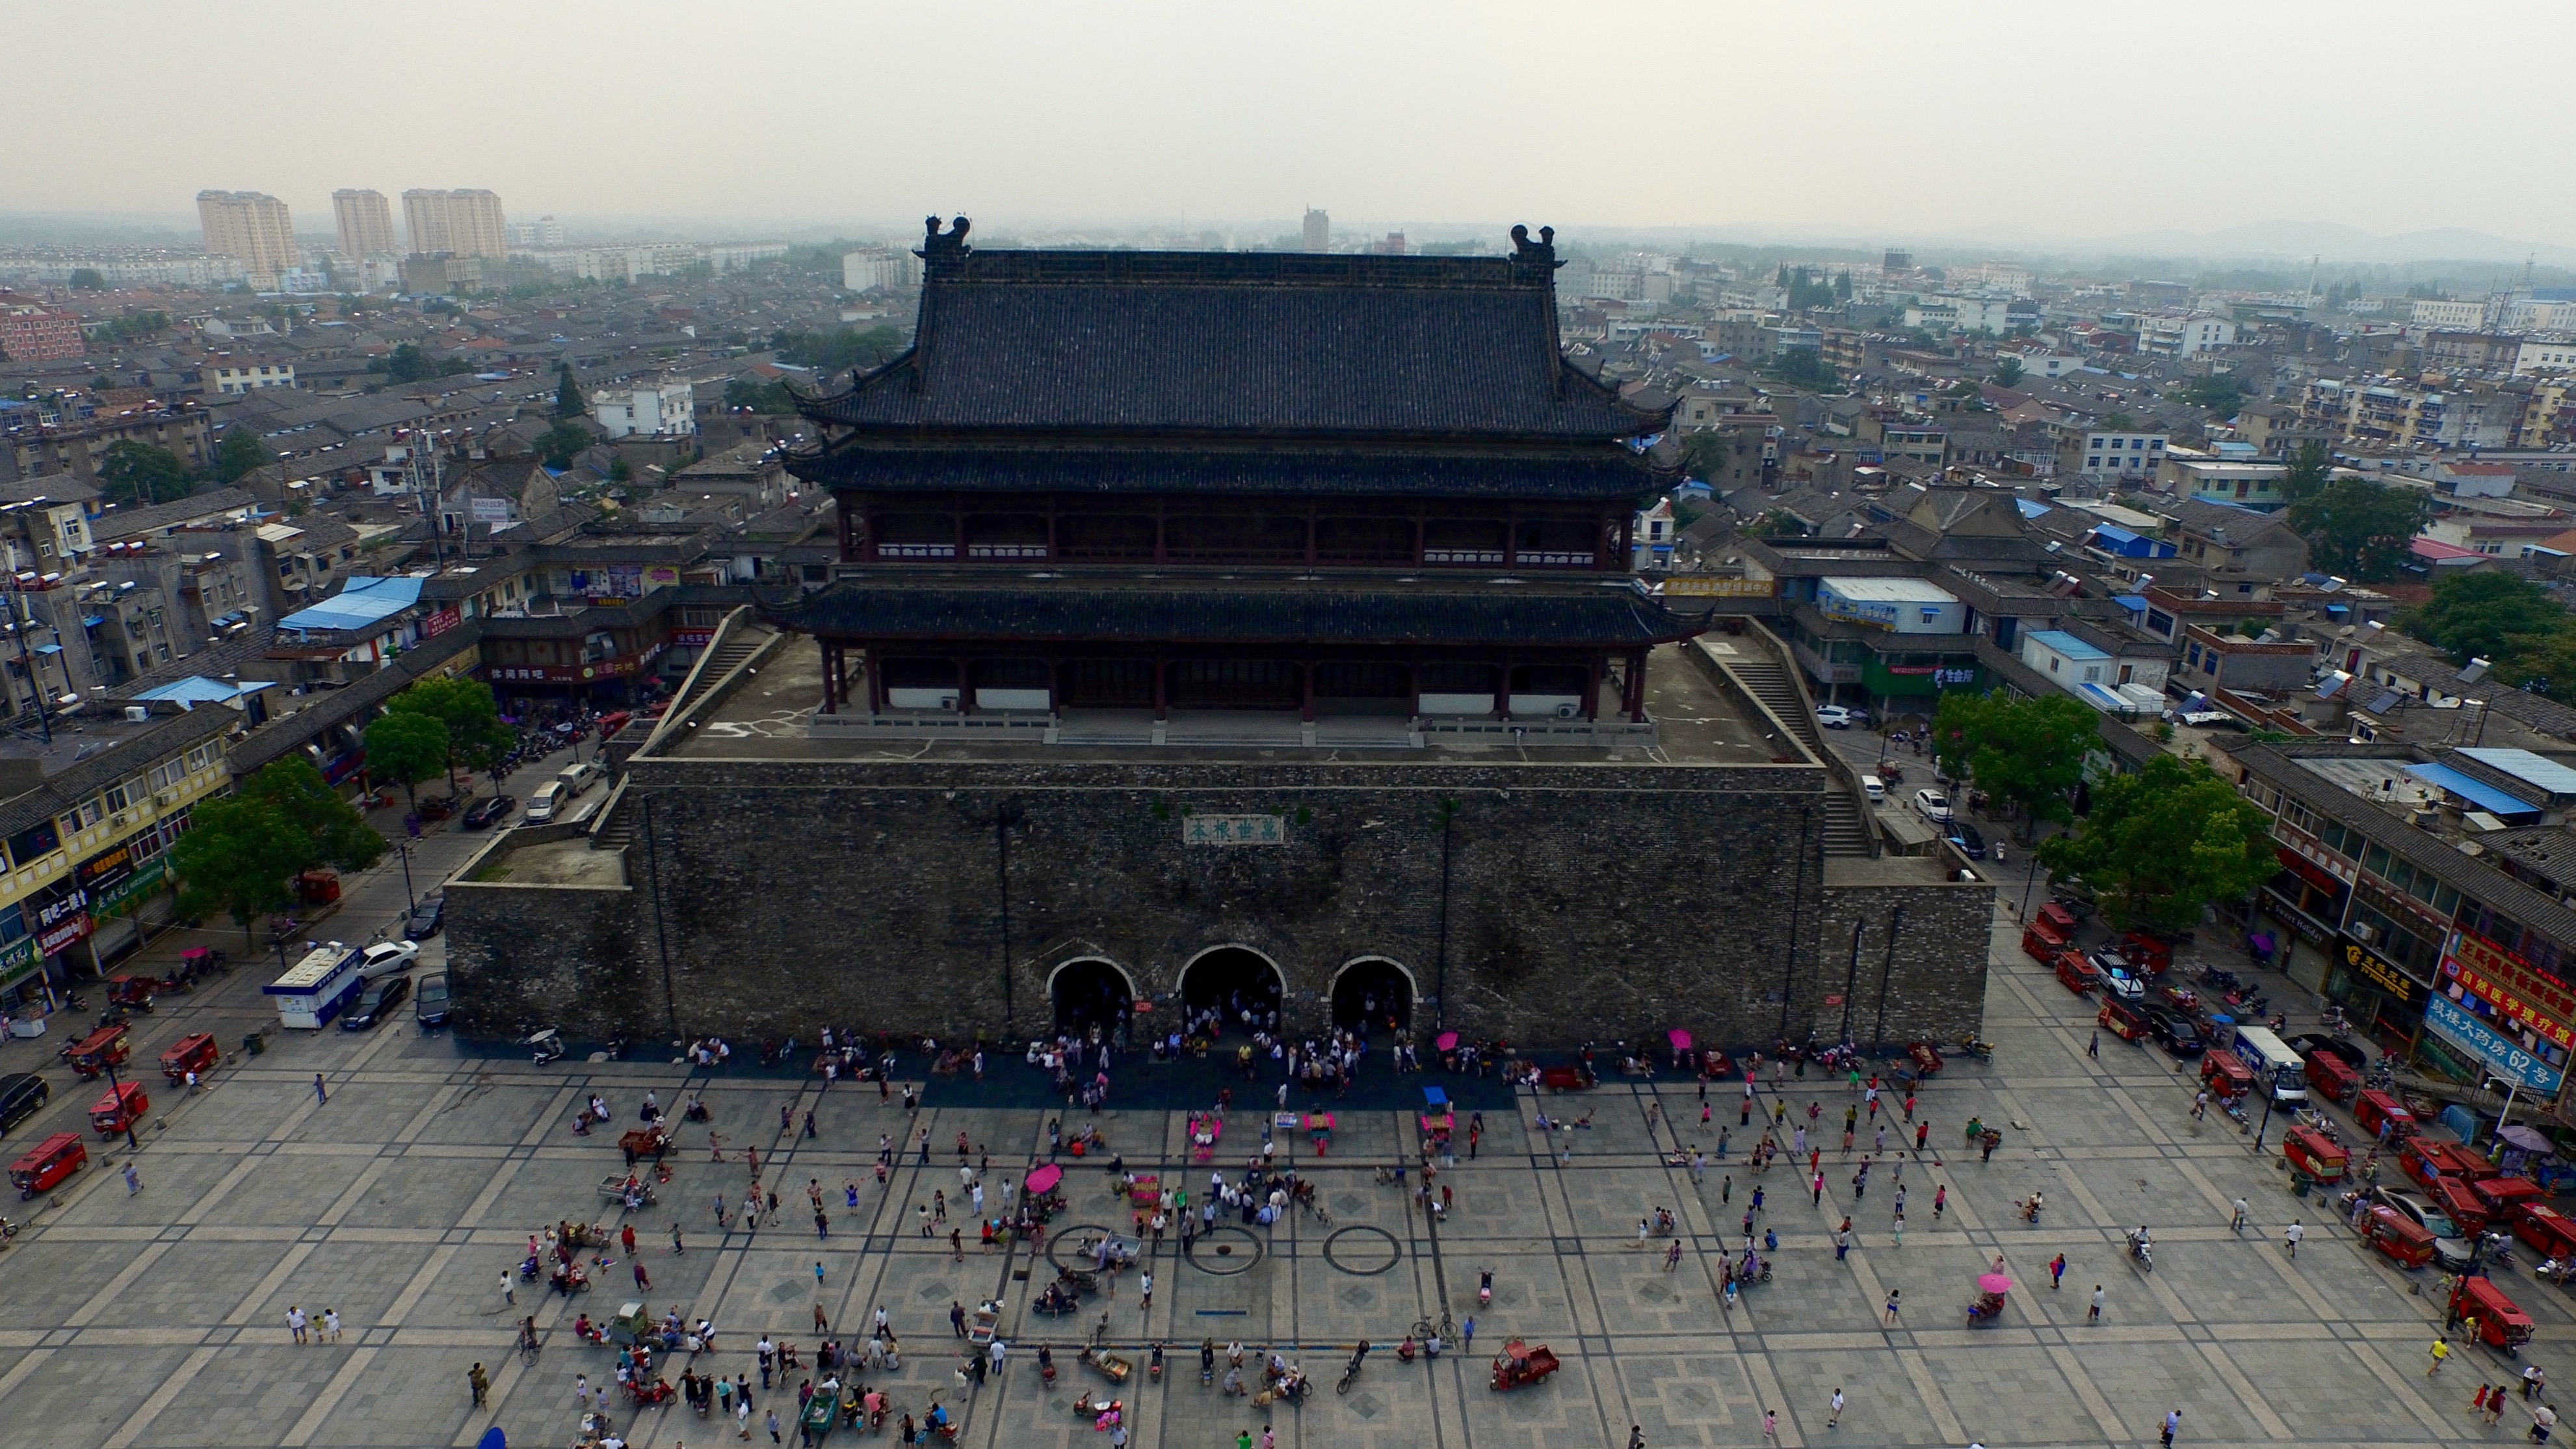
396, 841, 416, 913
2250, 1082, 2279, 1156
98, 1048, 138, 1153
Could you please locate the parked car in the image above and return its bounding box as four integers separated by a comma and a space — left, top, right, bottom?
403, 896, 445, 940
1817, 706, 1867, 730
2286, 1033, 2367, 1070
1946, 821, 1986, 859
2370, 1186, 2478, 1271
462, 795, 515, 829
341, 974, 412, 1031
1913, 789, 1953, 824
415, 971, 450, 1030
2086, 948, 2146, 1001
358, 940, 420, 980
2142, 1005, 2205, 1058
524, 783, 566, 823
0, 1072, 48, 1135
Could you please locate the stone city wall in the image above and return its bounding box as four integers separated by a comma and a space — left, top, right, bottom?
441, 756, 1999, 1051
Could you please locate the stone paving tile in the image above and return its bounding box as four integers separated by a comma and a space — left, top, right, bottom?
4, 1344, 194, 1446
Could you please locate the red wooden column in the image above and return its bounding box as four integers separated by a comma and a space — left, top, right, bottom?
1626, 647, 1650, 723
865, 646, 885, 715
955, 655, 973, 714
819, 638, 836, 714
1584, 654, 1604, 720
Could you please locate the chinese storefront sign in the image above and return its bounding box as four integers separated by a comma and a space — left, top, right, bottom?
2426, 995, 2566, 1093
2339, 936, 2429, 1010
1182, 814, 1285, 846
2442, 928, 2576, 1052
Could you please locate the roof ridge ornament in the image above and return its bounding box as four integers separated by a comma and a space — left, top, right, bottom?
919, 215, 971, 265
1509, 224, 1558, 270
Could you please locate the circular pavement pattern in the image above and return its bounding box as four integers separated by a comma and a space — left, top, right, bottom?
1322, 1224, 1403, 1276
1183, 1225, 1264, 1275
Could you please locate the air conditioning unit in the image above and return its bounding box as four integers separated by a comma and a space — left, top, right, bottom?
1555, 703, 1579, 719
153, 791, 176, 809
108, 812, 128, 829
938, 693, 958, 710
122, 706, 148, 723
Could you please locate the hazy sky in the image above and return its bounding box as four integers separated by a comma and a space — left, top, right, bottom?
8, 0, 2571, 246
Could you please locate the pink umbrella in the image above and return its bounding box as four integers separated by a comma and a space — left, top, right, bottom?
1977, 1273, 2014, 1294
1667, 1029, 1694, 1053
1434, 1031, 1459, 1051
1024, 1163, 1062, 1195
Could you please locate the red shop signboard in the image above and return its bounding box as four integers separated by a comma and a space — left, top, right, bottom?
2442, 928, 2576, 1052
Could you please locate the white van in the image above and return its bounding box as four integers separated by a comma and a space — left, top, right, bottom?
1860, 775, 1886, 804
524, 781, 566, 823
557, 762, 605, 797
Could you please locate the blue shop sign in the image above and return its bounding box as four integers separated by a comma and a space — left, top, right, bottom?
2426, 994, 2566, 1093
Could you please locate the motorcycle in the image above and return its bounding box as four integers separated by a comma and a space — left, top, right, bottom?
2199, 966, 2241, 990
1957, 1038, 1995, 1061
529, 1028, 566, 1065
2127, 1233, 2153, 1273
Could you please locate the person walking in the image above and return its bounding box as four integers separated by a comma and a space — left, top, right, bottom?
1462, 1315, 1475, 1351
501, 1270, 516, 1307
1881, 1289, 1900, 1325
1664, 1240, 1683, 1271
324, 1308, 342, 1343
951, 1301, 967, 1338
288, 1305, 309, 1344
468, 1362, 489, 1407
634, 1258, 651, 1291
1828, 1387, 1844, 1428
2049, 1253, 2066, 1290
2161, 1407, 2181, 1447
2231, 1198, 2249, 1232
1932, 1184, 1947, 1220
2285, 1220, 2304, 1259
2086, 1031, 2099, 1060
1834, 1221, 1852, 1261
123, 1162, 140, 1195
314, 1073, 329, 1105
672, 1222, 686, 1255
2429, 1334, 2452, 1376
1762, 1408, 1780, 1445
1628, 1426, 1646, 1449
2088, 1285, 2103, 1323
2532, 1402, 2558, 1443
1811, 1170, 1826, 1206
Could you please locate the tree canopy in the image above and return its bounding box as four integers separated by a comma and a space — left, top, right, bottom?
2285, 475, 2432, 583
96, 439, 192, 506
537, 419, 595, 470
375, 343, 471, 384
1989, 356, 2024, 388
555, 365, 585, 420
723, 377, 798, 414
67, 268, 104, 290
2181, 373, 2245, 414
237, 756, 384, 871
1930, 691, 2098, 834
771, 326, 904, 377
2404, 571, 2569, 671
2036, 754, 2278, 933
170, 795, 314, 945
386, 676, 515, 792
362, 711, 450, 808
213, 429, 272, 485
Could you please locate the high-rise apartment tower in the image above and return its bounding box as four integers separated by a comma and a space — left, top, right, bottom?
402, 189, 508, 259
332, 189, 399, 256
196, 191, 298, 282
1302, 207, 1330, 252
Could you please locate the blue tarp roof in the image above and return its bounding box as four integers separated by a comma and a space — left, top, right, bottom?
277, 576, 423, 634
2404, 762, 2542, 822
2015, 498, 2051, 518
2111, 594, 2149, 612
135, 676, 277, 708
2458, 747, 2576, 798
2027, 629, 2110, 661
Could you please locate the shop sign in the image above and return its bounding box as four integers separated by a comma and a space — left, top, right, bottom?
2339, 935, 2429, 1010
1182, 814, 1285, 846
489, 643, 664, 685
2279, 834, 2354, 884
1663, 577, 1776, 598
421, 606, 463, 639
2441, 928, 2576, 1052
95, 858, 166, 916
0, 935, 35, 983
672, 628, 718, 648
1884, 665, 1979, 685
2260, 884, 2333, 944
75, 842, 134, 896
33, 886, 88, 933
2425, 994, 2565, 1093
2276, 846, 2342, 894
36, 911, 91, 955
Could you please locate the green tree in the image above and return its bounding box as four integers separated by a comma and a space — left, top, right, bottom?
1930, 691, 2097, 834
770, 326, 904, 377
2183, 373, 2244, 414
2101, 412, 2136, 432
362, 710, 450, 810
1990, 356, 2024, 388
386, 676, 516, 794
2285, 476, 2432, 583
377, 343, 473, 384
2037, 754, 2278, 933
1763, 349, 1837, 390
537, 419, 594, 470
95, 439, 191, 506
1749, 508, 1806, 538
1679, 431, 1739, 485
67, 267, 105, 290
2404, 570, 2568, 667
555, 365, 585, 420
237, 756, 384, 871
213, 429, 272, 485
170, 795, 313, 948
1833, 271, 1853, 300
2278, 439, 2332, 505
722, 377, 797, 414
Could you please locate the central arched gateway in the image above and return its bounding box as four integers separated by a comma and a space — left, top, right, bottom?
1330, 957, 1416, 1031
1049, 958, 1137, 1036
1179, 945, 1285, 1033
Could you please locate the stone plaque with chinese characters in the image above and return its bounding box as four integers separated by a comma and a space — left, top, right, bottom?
1182, 814, 1286, 846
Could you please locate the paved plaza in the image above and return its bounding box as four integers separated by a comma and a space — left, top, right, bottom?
0, 881, 2562, 1449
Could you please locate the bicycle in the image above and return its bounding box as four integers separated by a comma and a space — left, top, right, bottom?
1410, 1311, 1456, 1343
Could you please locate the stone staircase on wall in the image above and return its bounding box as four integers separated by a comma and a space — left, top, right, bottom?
1723, 653, 1874, 858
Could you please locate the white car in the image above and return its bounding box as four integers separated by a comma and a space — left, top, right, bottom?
357, 939, 420, 980
1816, 705, 1868, 730
1913, 789, 1952, 824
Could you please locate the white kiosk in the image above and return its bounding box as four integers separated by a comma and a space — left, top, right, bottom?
266, 943, 365, 1030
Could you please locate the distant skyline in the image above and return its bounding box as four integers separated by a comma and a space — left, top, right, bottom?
8, 0, 2572, 263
